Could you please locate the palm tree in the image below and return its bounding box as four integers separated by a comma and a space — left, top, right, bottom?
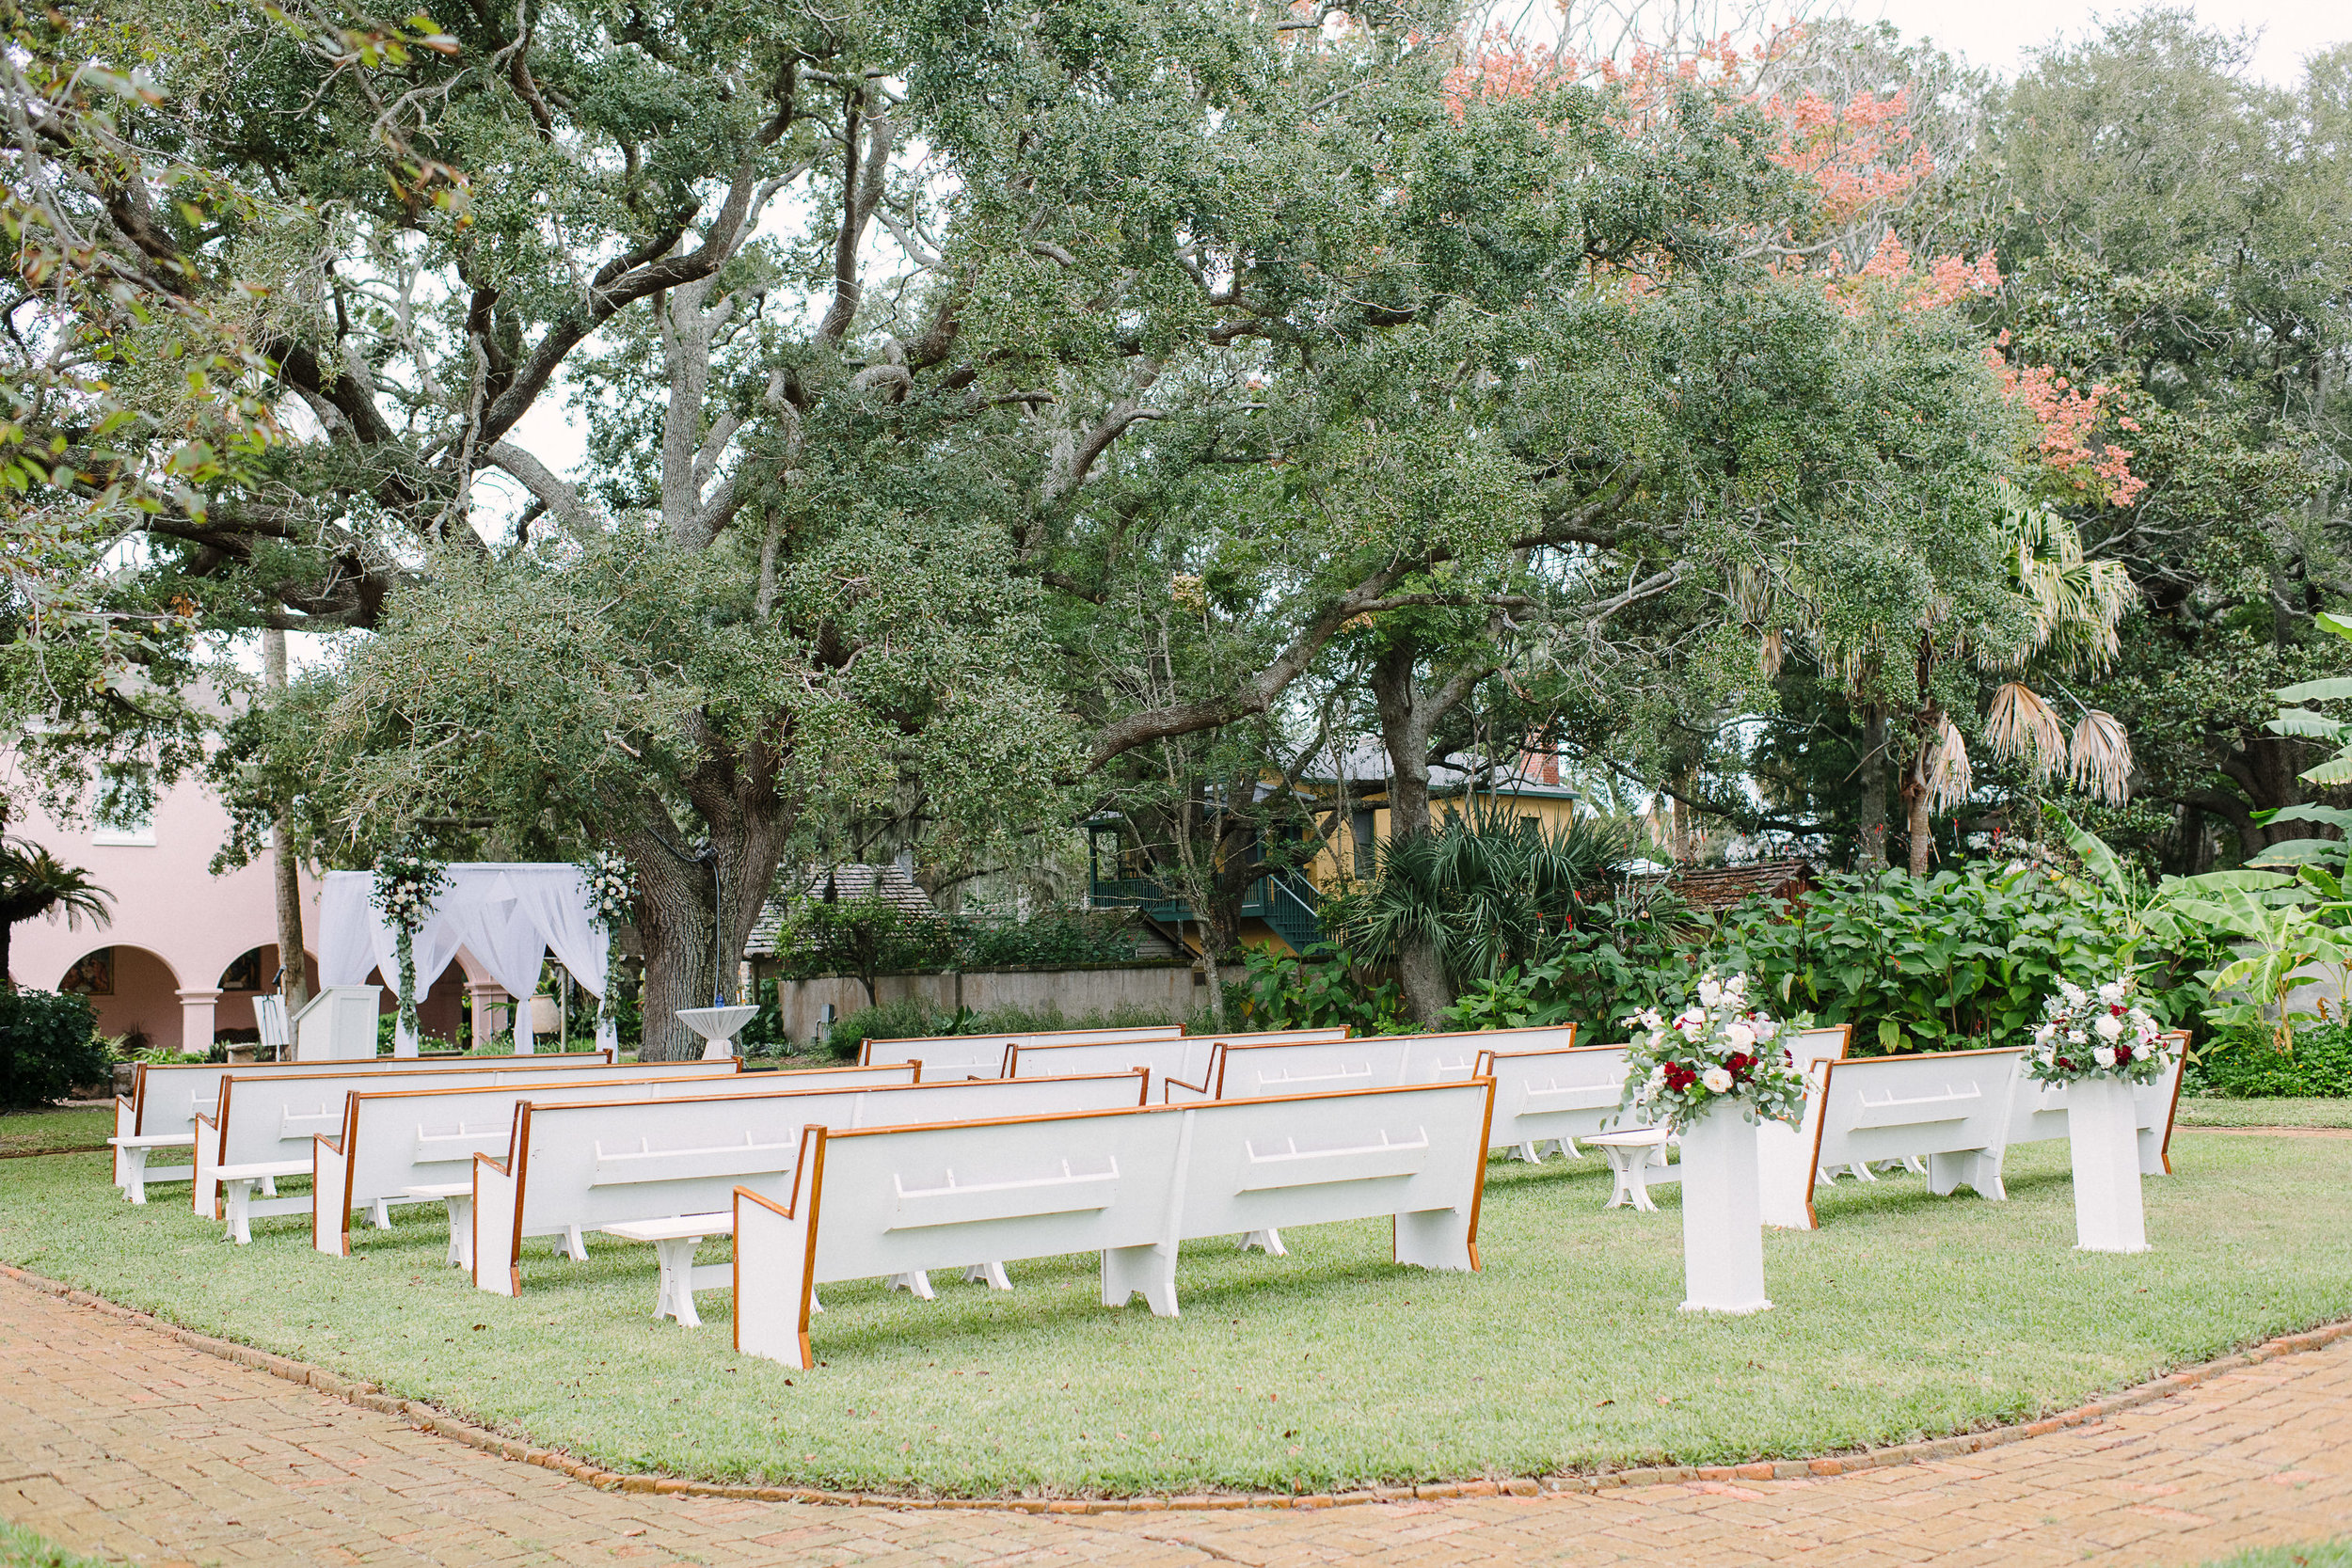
1740, 488, 2137, 875
0, 839, 114, 989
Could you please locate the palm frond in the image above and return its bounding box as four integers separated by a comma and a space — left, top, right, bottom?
1924, 715, 1974, 814
2068, 709, 2135, 804
1981, 682, 2068, 778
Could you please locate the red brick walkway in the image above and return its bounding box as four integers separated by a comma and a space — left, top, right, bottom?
3, 1272, 2348, 1565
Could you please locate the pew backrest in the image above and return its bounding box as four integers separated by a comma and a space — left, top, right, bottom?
1800, 1047, 2025, 1226
1473, 1043, 1629, 1147
858, 1024, 1183, 1076
131, 1050, 618, 1145
312, 1061, 917, 1254
733, 1077, 1495, 1369
473, 1070, 1152, 1295
1180, 1030, 1467, 1100
195, 1058, 723, 1215
1005, 1036, 1219, 1093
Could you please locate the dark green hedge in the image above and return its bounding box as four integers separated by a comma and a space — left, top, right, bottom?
2187, 1024, 2352, 1099
0, 988, 106, 1109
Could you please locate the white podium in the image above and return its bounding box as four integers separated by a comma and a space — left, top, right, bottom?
2065, 1074, 2148, 1252
1679, 1104, 1772, 1313
292, 985, 384, 1062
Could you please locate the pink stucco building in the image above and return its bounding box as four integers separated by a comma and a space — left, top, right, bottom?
7, 780, 508, 1052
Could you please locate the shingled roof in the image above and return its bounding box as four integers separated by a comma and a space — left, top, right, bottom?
743, 863, 938, 958
1663, 857, 1815, 913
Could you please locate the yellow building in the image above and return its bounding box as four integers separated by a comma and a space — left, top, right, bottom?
1088, 743, 1581, 956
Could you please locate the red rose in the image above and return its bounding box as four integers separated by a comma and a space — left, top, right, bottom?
1724, 1052, 1755, 1082
2111, 1005, 2125, 1016
2057, 1057, 2074, 1071
2115, 1043, 2133, 1064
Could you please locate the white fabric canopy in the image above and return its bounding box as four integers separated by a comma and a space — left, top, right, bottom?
319, 864, 614, 1053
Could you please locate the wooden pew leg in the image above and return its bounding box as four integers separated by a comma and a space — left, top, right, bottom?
371, 1198, 393, 1229
261, 1174, 279, 1198
887, 1271, 935, 1300
652, 1238, 704, 1327
443, 1197, 474, 1268
223, 1180, 254, 1245
1103, 1243, 1179, 1317
563, 1226, 587, 1261
1513, 1142, 1544, 1164
1236, 1228, 1287, 1257
961, 1263, 1012, 1291
1395, 1205, 1477, 1272
122, 1148, 148, 1206
1556, 1137, 1583, 1159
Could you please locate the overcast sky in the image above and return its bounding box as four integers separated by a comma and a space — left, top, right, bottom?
1865, 0, 2344, 84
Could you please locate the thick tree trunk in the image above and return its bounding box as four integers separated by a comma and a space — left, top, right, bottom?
1856, 705, 1889, 871
0, 920, 13, 990
262, 630, 308, 1026
1370, 643, 1451, 1027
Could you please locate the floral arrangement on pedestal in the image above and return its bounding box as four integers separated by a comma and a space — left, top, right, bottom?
371, 846, 450, 1049
1620, 972, 1810, 1130
2028, 975, 2169, 1085
578, 849, 636, 1039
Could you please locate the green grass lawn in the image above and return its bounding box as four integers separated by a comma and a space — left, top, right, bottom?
0, 1521, 112, 1568
0, 1107, 111, 1157
0, 1130, 2345, 1497
2201, 1544, 2352, 1568
2178, 1098, 2352, 1129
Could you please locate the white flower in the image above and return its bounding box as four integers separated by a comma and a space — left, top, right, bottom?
2092, 1047, 2117, 1069
1701, 1067, 1735, 1094
1697, 978, 1723, 1008
1679, 1006, 1705, 1028
2059, 983, 2087, 1006
2034, 1023, 2056, 1045
2068, 1030, 2088, 1045
1753, 1017, 1780, 1041
2097, 980, 2125, 1005
1724, 1021, 1756, 1050
2094, 1014, 2123, 1041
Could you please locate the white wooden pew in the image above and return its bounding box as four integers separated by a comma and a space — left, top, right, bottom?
470, 1072, 1153, 1308
197, 1058, 728, 1241
1471, 1038, 1618, 1162
2002, 1031, 2188, 1178
310, 1062, 917, 1257
733, 1078, 1496, 1370
860, 1024, 1184, 1079
1006, 1028, 1353, 1099
1771, 1047, 2024, 1228
108, 1051, 617, 1204
1166, 1027, 1524, 1101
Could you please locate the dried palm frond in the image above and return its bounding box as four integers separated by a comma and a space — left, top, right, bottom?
1982, 682, 2068, 778
1758, 626, 1785, 678
2068, 709, 2135, 804
1924, 714, 1975, 813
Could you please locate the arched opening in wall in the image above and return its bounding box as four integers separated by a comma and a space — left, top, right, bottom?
56, 944, 183, 1053
211, 945, 324, 1043
361, 962, 470, 1050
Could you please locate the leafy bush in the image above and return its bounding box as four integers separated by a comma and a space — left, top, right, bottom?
1235, 943, 1413, 1035
2187, 1024, 2352, 1099
0, 988, 106, 1108
948, 911, 1140, 969
830, 997, 1187, 1060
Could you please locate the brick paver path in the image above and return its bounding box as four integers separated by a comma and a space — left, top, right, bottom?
3, 1273, 2347, 1566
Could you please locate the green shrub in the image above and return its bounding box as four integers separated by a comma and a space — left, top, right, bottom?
0, 988, 106, 1109
832, 997, 1187, 1061
2187, 1024, 2352, 1099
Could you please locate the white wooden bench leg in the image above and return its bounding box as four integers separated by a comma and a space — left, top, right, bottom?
223, 1180, 255, 1245
961, 1263, 1012, 1291
122, 1148, 149, 1206
1555, 1137, 1583, 1160
652, 1237, 704, 1328
370, 1197, 392, 1230
1103, 1242, 1180, 1316
1513, 1141, 1544, 1163
443, 1196, 474, 1269
1848, 1161, 1880, 1182
260, 1174, 279, 1198
563, 1225, 587, 1261
1605, 1147, 1661, 1212
1237, 1228, 1287, 1256
1899, 1155, 1928, 1177
888, 1270, 935, 1300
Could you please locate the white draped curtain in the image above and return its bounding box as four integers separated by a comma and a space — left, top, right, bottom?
319, 865, 613, 1054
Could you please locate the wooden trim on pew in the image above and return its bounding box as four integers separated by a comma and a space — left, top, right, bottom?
2159, 1029, 2189, 1175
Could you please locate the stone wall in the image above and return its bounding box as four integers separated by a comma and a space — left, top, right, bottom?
757, 961, 1248, 1047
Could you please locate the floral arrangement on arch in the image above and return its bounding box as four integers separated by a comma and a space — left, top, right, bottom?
2028, 975, 2169, 1085
371, 845, 450, 1048
578, 849, 636, 1035
1619, 972, 1810, 1131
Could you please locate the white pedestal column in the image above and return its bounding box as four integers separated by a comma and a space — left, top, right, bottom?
175, 989, 220, 1058
1678, 1104, 1772, 1313
468, 984, 505, 1053
2066, 1074, 2148, 1253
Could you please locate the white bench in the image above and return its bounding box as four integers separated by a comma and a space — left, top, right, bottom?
1764, 1047, 2024, 1229
1584, 1126, 1679, 1210
2001, 1030, 2187, 1179
860, 1024, 1184, 1079
309, 1062, 911, 1255
112, 1050, 619, 1199
1164, 1027, 1536, 1102
733, 1077, 1495, 1369
1004, 1027, 1352, 1101
196, 1058, 729, 1240
470, 1071, 1154, 1304
1473, 1039, 1618, 1161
